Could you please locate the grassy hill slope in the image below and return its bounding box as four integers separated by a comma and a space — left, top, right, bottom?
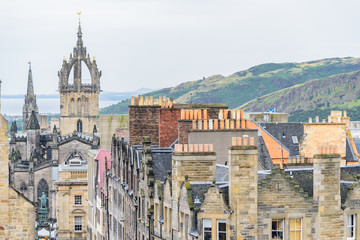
101, 57, 360, 115
240, 70, 360, 122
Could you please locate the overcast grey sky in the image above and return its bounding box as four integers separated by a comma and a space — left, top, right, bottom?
0, 0, 359, 95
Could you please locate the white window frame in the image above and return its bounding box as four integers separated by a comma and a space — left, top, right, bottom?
289, 218, 302, 240
74, 216, 82, 232
74, 195, 82, 206
347, 214, 356, 240
203, 219, 212, 240
217, 219, 226, 240
272, 219, 284, 240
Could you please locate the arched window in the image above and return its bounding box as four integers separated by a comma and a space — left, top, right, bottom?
77, 98, 82, 116
20, 182, 27, 192
84, 98, 89, 116
46, 146, 52, 160
77, 120, 83, 133
37, 179, 49, 207
70, 98, 75, 115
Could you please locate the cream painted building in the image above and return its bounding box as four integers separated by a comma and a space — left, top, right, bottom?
56, 154, 88, 240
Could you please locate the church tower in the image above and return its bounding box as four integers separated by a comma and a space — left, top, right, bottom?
58, 18, 101, 135
23, 63, 39, 132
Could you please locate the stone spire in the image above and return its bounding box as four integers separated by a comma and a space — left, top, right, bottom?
26, 64, 35, 99
23, 63, 39, 131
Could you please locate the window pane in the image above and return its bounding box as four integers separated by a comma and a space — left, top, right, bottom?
218, 232, 226, 240
295, 218, 301, 229
289, 219, 295, 229
218, 222, 226, 231
204, 232, 212, 240
272, 219, 284, 240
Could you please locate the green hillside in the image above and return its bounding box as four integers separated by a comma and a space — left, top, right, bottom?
240, 70, 360, 122
101, 57, 360, 115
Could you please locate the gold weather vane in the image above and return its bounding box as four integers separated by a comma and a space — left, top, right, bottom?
77, 11, 81, 24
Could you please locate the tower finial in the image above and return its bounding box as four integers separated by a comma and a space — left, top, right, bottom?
77, 11, 81, 24
28, 61, 31, 69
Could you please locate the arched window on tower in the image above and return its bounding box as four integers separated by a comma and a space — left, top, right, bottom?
70, 98, 75, 115
46, 146, 52, 160
37, 179, 49, 208
77, 98, 82, 116
77, 120, 83, 133
84, 98, 89, 116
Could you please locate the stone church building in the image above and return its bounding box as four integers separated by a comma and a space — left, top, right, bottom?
9, 22, 100, 223
0, 81, 36, 239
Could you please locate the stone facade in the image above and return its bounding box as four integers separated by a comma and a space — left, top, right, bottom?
0, 112, 36, 240
102, 131, 360, 240
56, 161, 88, 240
100, 114, 129, 149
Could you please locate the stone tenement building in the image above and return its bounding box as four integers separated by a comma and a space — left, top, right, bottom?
0, 82, 36, 239
91, 100, 360, 240
9, 21, 100, 226
105, 134, 360, 240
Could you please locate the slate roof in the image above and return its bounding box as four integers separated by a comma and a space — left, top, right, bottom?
346, 136, 358, 162
283, 166, 360, 204
258, 135, 274, 170
354, 138, 360, 154
134, 146, 173, 182
216, 164, 229, 182
152, 148, 173, 182
260, 122, 304, 157
190, 183, 212, 206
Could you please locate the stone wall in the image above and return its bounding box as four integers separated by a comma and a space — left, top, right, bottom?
257, 166, 315, 239
229, 139, 258, 239
59, 116, 99, 136
300, 123, 346, 159
100, 115, 129, 149
58, 139, 93, 164
172, 151, 216, 197
313, 153, 344, 239
60, 91, 99, 135
0, 115, 36, 240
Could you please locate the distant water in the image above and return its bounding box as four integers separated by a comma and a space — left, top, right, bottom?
2, 98, 119, 116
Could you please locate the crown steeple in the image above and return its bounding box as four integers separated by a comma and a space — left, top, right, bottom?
58, 13, 101, 135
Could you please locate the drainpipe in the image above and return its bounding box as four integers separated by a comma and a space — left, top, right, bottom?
106, 171, 110, 240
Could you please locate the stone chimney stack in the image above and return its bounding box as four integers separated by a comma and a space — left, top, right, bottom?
229, 136, 258, 239
172, 144, 216, 199
313, 146, 344, 239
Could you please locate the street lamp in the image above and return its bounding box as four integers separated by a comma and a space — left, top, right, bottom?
190, 196, 202, 239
